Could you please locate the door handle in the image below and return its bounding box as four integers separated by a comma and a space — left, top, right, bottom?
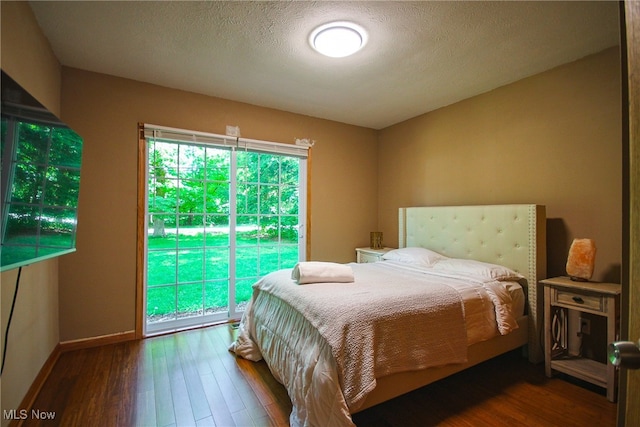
608, 339, 640, 369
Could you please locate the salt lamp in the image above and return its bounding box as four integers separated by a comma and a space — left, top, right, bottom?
566, 238, 596, 281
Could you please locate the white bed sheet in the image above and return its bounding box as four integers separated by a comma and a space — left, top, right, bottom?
379, 260, 524, 345
230, 261, 525, 427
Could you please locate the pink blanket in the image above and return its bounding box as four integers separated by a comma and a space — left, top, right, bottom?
254, 262, 468, 411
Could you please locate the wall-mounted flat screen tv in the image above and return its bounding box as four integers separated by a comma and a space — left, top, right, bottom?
1, 71, 83, 272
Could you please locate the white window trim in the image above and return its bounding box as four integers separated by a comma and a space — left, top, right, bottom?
142, 123, 308, 335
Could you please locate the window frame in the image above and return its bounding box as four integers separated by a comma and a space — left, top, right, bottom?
136, 123, 310, 337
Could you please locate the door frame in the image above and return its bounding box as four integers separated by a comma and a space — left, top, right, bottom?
135, 123, 311, 338
619, 1, 640, 425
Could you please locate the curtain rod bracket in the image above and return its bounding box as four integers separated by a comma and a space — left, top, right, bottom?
295, 138, 315, 148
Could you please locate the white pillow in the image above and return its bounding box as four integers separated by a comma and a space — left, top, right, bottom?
431, 258, 523, 281
382, 247, 447, 267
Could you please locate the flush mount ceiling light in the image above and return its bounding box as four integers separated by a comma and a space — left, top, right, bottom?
310, 22, 367, 58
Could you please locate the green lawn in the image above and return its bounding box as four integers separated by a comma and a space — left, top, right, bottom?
146, 230, 298, 320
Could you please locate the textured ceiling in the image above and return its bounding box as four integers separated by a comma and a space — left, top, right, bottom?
29, 1, 620, 130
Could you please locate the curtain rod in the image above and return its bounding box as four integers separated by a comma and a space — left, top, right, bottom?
144, 123, 310, 152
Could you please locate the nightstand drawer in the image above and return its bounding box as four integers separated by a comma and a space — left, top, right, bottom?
555, 289, 604, 312
355, 247, 393, 263
359, 252, 381, 263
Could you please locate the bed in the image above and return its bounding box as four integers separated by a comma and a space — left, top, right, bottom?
230, 204, 546, 426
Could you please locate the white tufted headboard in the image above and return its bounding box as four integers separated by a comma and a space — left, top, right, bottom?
399, 204, 546, 363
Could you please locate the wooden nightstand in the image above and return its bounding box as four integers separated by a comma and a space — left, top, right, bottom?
355, 247, 393, 263
540, 276, 621, 402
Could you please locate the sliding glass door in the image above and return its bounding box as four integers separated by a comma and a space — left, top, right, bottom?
143, 126, 307, 334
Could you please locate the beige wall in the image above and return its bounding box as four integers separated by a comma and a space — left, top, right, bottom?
0, 2, 61, 116
0, 2, 61, 424
378, 47, 622, 283
58, 68, 378, 341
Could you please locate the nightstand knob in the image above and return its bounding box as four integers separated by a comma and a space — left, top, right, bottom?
572, 296, 585, 304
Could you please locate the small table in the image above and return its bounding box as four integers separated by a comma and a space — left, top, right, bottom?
355, 247, 393, 263
540, 276, 621, 402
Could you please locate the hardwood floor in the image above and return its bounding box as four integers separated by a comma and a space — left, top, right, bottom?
23, 324, 616, 426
